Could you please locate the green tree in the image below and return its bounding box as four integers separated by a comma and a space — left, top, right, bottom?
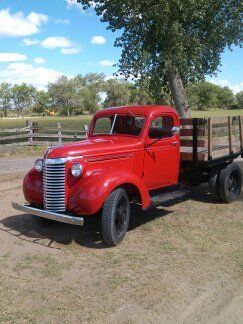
34, 90, 51, 115
103, 79, 132, 108
48, 76, 76, 116
11, 83, 37, 116
78, 0, 242, 117
132, 79, 171, 105
0, 82, 12, 117
236, 91, 243, 108
216, 86, 235, 109
74, 73, 105, 114
188, 82, 219, 110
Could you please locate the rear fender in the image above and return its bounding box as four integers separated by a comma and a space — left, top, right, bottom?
68, 169, 150, 215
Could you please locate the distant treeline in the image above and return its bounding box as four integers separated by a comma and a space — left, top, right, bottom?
0, 73, 243, 117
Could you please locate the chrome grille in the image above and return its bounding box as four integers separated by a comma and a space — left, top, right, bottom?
43, 160, 66, 211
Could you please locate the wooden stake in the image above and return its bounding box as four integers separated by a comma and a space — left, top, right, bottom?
208, 118, 213, 160
239, 116, 243, 151
228, 116, 233, 154
28, 120, 33, 143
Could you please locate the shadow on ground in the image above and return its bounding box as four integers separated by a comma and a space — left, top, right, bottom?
1, 183, 241, 249
0, 205, 171, 250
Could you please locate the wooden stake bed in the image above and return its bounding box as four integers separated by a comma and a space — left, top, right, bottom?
180, 116, 243, 163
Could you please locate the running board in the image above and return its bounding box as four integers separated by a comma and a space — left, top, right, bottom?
149, 186, 190, 208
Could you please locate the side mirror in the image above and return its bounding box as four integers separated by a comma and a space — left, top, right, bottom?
171, 126, 180, 136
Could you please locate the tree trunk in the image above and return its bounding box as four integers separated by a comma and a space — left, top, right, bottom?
168, 67, 190, 118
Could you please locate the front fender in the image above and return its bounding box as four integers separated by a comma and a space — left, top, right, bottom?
67, 168, 150, 215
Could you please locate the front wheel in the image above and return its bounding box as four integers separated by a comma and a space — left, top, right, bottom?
102, 188, 130, 246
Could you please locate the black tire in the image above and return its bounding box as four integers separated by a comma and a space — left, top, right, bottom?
32, 215, 55, 227
218, 163, 242, 203
208, 170, 221, 201
102, 188, 130, 246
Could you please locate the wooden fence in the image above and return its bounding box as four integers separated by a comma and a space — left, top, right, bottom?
0, 121, 88, 146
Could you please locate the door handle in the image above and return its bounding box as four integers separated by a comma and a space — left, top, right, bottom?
171, 141, 179, 146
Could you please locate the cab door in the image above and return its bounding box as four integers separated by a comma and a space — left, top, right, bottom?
143, 114, 180, 190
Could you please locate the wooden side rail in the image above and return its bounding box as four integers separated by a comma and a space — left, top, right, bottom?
180, 115, 243, 162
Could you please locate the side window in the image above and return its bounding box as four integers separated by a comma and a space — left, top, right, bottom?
148, 116, 174, 139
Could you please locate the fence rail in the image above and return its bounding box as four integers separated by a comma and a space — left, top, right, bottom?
0, 121, 88, 146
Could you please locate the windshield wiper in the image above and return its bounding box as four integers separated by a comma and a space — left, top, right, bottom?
129, 110, 144, 128
110, 114, 117, 135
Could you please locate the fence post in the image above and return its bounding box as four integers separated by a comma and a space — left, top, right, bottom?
57, 122, 62, 144
28, 120, 33, 143
32, 122, 39, 142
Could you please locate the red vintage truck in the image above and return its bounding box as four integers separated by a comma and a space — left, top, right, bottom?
13, 105, 243, 246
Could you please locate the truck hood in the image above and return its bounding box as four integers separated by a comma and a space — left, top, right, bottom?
46, 136, 140, 159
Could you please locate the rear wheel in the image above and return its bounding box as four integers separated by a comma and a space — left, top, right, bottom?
209, 170, 221, 201
102, 188, 130, 246
218, 163, 242, 203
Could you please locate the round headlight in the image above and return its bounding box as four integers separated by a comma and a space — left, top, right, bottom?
71, 163, 83, 177
35, 159, 43, 172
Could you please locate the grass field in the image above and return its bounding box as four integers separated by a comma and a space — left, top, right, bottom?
192, 108, 243, 118
1, 109, 243, 130
0, 115, 92, 130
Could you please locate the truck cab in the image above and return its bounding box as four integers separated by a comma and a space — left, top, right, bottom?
13, 105, 242, 246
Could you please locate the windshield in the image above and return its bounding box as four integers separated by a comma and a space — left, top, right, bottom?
92, 114, 146, 137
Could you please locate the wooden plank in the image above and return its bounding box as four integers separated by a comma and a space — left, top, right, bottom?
180, 139, 206, 147
208, 118, 212, 160
180, 118, 206, 126
180, 118, 193, 126
180, 128, 205, 137
228, 116, 233, 154
239, 116, 243, 151
0, 134, 29, 141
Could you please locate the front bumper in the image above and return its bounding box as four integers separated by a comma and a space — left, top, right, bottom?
12, 202, 84, 226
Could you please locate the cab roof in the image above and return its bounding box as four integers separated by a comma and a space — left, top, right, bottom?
94, 105, 178, 119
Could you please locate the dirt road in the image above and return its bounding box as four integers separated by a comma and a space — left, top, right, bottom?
0, 159, 242, 323
0, 157, 36, 175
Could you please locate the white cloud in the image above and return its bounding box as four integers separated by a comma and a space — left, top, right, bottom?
0, 8, 48, 38
91, 36, 106, 45
61, 47, 81, 55
0, 63, 64, 89
22, 38, 39, 46
98, 60, 115, 67
34, 57, 45, 64
54, 19, 70, 25
66, 0, 97, 12
41, 36, 72, 49
210, 78, 243, 94
66, 0, 83, 10
0, 52, 27, 63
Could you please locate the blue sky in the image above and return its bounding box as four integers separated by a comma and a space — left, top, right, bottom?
0, 0, 242, 93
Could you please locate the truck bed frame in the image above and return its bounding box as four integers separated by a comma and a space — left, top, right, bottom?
179, 115, 243, 185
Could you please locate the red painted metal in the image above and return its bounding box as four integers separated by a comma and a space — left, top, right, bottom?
23, 105, 180, 215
